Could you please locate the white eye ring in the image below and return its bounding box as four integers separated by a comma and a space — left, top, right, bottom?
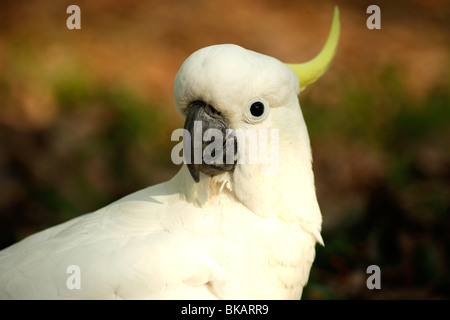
245, 99, 269, 123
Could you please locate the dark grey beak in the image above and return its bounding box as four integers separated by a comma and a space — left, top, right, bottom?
184, 101, 237, 183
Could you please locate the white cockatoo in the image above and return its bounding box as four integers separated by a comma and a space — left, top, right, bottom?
0, 8, 339, 299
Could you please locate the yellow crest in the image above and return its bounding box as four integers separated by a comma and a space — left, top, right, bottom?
286, 7, 340, 91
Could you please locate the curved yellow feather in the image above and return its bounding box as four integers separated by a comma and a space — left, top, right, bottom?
286, 6, 340, 91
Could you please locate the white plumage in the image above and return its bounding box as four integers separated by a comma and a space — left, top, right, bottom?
0, 9, 339, 299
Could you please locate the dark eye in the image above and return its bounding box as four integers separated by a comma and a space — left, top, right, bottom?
250, 101, 265, 117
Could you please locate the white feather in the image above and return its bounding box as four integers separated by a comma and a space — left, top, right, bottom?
0, 44, 323, 299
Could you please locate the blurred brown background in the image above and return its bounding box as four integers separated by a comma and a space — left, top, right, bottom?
0, 0, 449, 299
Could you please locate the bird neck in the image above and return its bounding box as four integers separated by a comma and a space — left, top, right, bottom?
173, 133, 323, 244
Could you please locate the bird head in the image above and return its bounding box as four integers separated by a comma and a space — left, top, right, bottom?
173, 7, 339, 222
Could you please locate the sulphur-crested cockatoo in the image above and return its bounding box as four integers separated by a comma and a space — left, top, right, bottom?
0, 8, 339, 299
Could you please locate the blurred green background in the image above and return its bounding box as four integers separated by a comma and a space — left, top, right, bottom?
0, 0, 449, 299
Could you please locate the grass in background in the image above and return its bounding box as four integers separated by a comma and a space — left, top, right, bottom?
302, 67, 450, 299
0, 68, 176, 244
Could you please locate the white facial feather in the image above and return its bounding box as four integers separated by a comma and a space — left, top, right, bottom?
174, 44, 299, 123
174, 44, 321, 232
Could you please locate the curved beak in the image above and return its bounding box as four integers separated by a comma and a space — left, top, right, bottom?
184, 101, 237, 183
